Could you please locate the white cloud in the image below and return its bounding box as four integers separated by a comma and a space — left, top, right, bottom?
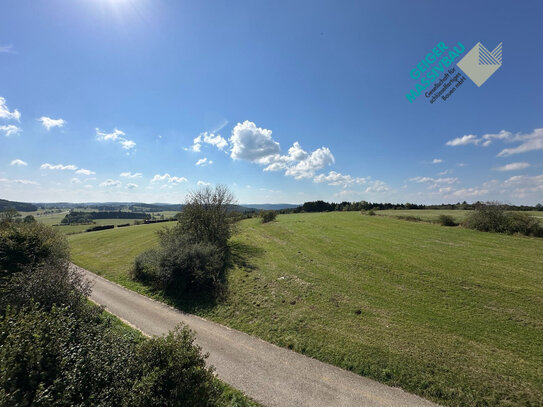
126, 183, 138, 189
445, 134, 480, 146
494, 162, 531, 171
502, 174, 543, 195
432, 158, 443, 164
313, 171, 368, 188
438, 169, 451, 176
76, 168, 96, 176
410, 176, 459, 185
365, 180, 389, 193
496, 128, 543, 157
10, 159, 27, 166
0, 44, 15, 54
0, 97, 20, 121
0, 178, 38, 185
151, 173, 188, 184
71, 178, 81, 184
120, 172, 142, 178
197, 180, 211, 186
446, 128, 543, 157
0, 124, 21, 137
186, 132, 228, 152
230, 121, 280, 162
39, 116, 65, 130
449, 187, 489, 197
100, 179, 121, 187
284, 147, 335, 179
41, 163, 78, 171
96, 128, 136, 150
196, 157, 213, 166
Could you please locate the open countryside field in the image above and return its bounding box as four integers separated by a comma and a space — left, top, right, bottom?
68, 212, 543, 407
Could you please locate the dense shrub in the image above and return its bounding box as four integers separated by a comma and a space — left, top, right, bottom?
438, 214, 458, 226
260, 210, 276, 223
133, 186, 234, 297
0, 307, 220, 407
0, 221, 69, 276
129, 327, 220, 407
0, 305, 139, 407
366, 209, 376, 216
464, 203, 543, 237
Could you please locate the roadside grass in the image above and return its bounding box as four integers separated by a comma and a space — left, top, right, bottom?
69, 212, 543, 406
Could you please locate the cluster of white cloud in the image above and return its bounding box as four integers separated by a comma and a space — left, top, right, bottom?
40, 163, 95, 175
196, 157, 213, 166
0, 97, 20, 121
0, 178, 38, 185
0, 124, 21, 137
197, 180, 210, 186
410, 176, 459, 185
100, 179, 121, 188
10, 159, 27, 166
96, 128, 136, 150
41, 163, 78, 171
186, 132, 228, 152
432, 158, 443, 164
0, 97, 22, 137
120, 172, 143, 178
494, 162, 531, 172
445, 128, 543, 157
39, 116, 65, 131
151, 173, 188, 184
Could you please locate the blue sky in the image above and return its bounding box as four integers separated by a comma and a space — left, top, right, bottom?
1, 0, 542, 204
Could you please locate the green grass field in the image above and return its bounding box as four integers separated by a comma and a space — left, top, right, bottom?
69, 212, 543, 406
375, 209, 543, 223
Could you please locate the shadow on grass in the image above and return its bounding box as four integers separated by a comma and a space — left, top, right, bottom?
139, 240, 264, 315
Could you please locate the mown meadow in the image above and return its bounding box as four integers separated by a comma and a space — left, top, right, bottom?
69, 212, 543, 406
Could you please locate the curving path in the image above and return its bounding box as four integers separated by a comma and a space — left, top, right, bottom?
74, 264, 439, 407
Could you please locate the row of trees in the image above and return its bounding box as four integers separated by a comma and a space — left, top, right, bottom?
0, 212, 235, 405
279, 200, 543, 214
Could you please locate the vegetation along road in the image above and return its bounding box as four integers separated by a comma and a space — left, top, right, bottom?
75, 264, 438, 407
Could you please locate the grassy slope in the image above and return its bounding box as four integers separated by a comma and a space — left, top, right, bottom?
375, 209, 543, 223
69, 213, 543, 406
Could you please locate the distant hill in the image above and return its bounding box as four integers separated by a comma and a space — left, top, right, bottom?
241, 204, 299, 210
0, 199, 38, 212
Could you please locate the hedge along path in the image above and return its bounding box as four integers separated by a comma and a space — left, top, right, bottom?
74, 264, 439, 407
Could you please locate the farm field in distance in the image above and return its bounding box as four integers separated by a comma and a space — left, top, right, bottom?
68, 211, 543, 407
375, 209, 543, 223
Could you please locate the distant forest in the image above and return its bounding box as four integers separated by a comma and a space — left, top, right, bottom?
280, 200, 543, 214
0, 199, 37, 212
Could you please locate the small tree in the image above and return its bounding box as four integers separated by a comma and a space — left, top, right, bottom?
176, 185, 235, 249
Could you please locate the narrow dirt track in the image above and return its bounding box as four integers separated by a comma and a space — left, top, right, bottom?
75, 264, 439, 407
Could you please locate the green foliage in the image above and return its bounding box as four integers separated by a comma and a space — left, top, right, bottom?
132, 186, 234, 298
130, 326, 220, 407
0, 221, 70, 276
366, 209, 376, 216
464, 203, 543, 237
259, 210, 276, 223
437, 214, 458, 226
176, 185, 235, 249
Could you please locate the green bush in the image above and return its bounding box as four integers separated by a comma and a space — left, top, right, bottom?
438, 214, 458, 227
130, 326, 220, 407
259, 210, 276, 223
367, 209, 376, 216
132, 248, 163, 285
0, 221, 69, 276
464, 204, 543, 237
